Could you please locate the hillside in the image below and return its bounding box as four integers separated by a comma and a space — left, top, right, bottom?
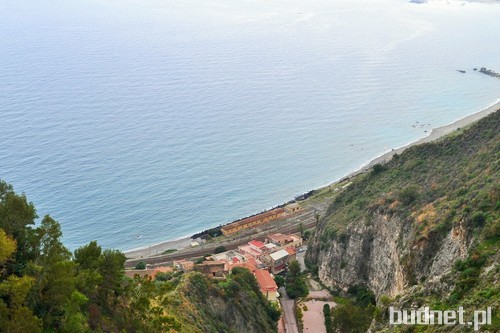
0, 181, 278, 333
306, 110, 499, 331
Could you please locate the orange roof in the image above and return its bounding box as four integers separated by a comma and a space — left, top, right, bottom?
221, 208, 285, 231
231, 259, 258, 272
285, 247, 296, 255
254, 269, 278, 292
267, 233, 288, 243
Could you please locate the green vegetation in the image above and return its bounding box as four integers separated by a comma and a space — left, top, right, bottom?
135, 260, 146, 270
213, 245, 227, 254
330, 300, 375, 333
285, 260, 308, 299
309, 110, 500, 332
323, 303, 333, 333
0, 180, 279, 333
274, 274, 285, 288
162, 248, 177, 255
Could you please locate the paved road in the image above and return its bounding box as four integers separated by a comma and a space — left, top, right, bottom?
279, 287, 299, 333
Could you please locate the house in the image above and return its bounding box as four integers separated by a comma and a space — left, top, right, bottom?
254, 269, 279, 301
230, 258, 259, 273
263, 249, 290, 274
284, 203, 302, 215
194, 260, 226, 279
221, 208, 286, 236
266, 233, 302, 249
211, 250, 246, 263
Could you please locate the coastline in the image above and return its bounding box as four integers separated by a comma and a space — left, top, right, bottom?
124, 100, 500, 259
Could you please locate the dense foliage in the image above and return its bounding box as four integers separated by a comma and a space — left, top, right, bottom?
285, 260, 308, 299
0, 181, 279, 332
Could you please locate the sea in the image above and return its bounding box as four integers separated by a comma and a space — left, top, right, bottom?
1, 0, 499, 251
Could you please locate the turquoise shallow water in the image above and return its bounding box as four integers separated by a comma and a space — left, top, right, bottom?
1, 0, 499, 250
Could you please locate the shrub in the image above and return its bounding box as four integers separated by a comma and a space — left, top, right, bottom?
471, 211, 486, 227
397, 185, 419, 206
214, 246, 227, 254
372, 164, 387, 175
135, 261, 146, 270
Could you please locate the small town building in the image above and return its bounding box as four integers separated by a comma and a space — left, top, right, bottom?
220, 208, 286, 236
194, 260, 226, 279
264, 249, 290, 274
254, 269, 279, 301
266, 233, 303, 249
284, 203, 302, 215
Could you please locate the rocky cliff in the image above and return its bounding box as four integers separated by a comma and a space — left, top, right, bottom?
306, 110, 499, 330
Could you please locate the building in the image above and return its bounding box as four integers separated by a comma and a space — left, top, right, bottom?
211, 250, 246, 263
254, 269, 279, 301
263, 249, 290, 274
285, 247, 296, 261
229, 257, 259, 273
266, 233, 303, 249
284, 203, 302, 215
221, 208, 286, 236
194, 260, 226, 279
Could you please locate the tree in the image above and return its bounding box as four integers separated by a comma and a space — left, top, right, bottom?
0, 275, 42, 332
285, 260, 308, 299
74, 241, 102, 270
324, 303, 333, 333
274, 275, 285, 288
0, 228, 16, 264
29, 216, 76, 328
97, 249, 126, 309
331, 301, 375, 333
0, 181, 38, 275
135, 261, 146, 270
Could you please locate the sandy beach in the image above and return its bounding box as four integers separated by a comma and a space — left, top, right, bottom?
124, 100, 500, 259
351, 99, 500, 174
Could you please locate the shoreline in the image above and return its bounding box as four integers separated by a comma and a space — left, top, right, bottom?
124, 99, 500, 258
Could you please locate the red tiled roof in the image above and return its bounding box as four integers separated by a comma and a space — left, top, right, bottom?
232, 257, 240, 263
285, 247, 296, 255
254, 269, 278, 292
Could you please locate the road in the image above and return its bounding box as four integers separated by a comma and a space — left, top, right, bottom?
279, 287, 299, 333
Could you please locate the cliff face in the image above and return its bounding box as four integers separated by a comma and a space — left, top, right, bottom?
308, 209, 472, 298
306, 110, 499, 303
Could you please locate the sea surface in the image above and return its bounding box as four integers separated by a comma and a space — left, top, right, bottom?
1, 0, 499, 251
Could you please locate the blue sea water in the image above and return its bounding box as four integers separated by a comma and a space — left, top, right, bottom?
1, 0, 499, 251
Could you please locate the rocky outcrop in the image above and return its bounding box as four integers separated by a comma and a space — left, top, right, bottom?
308, 210, 472, 299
